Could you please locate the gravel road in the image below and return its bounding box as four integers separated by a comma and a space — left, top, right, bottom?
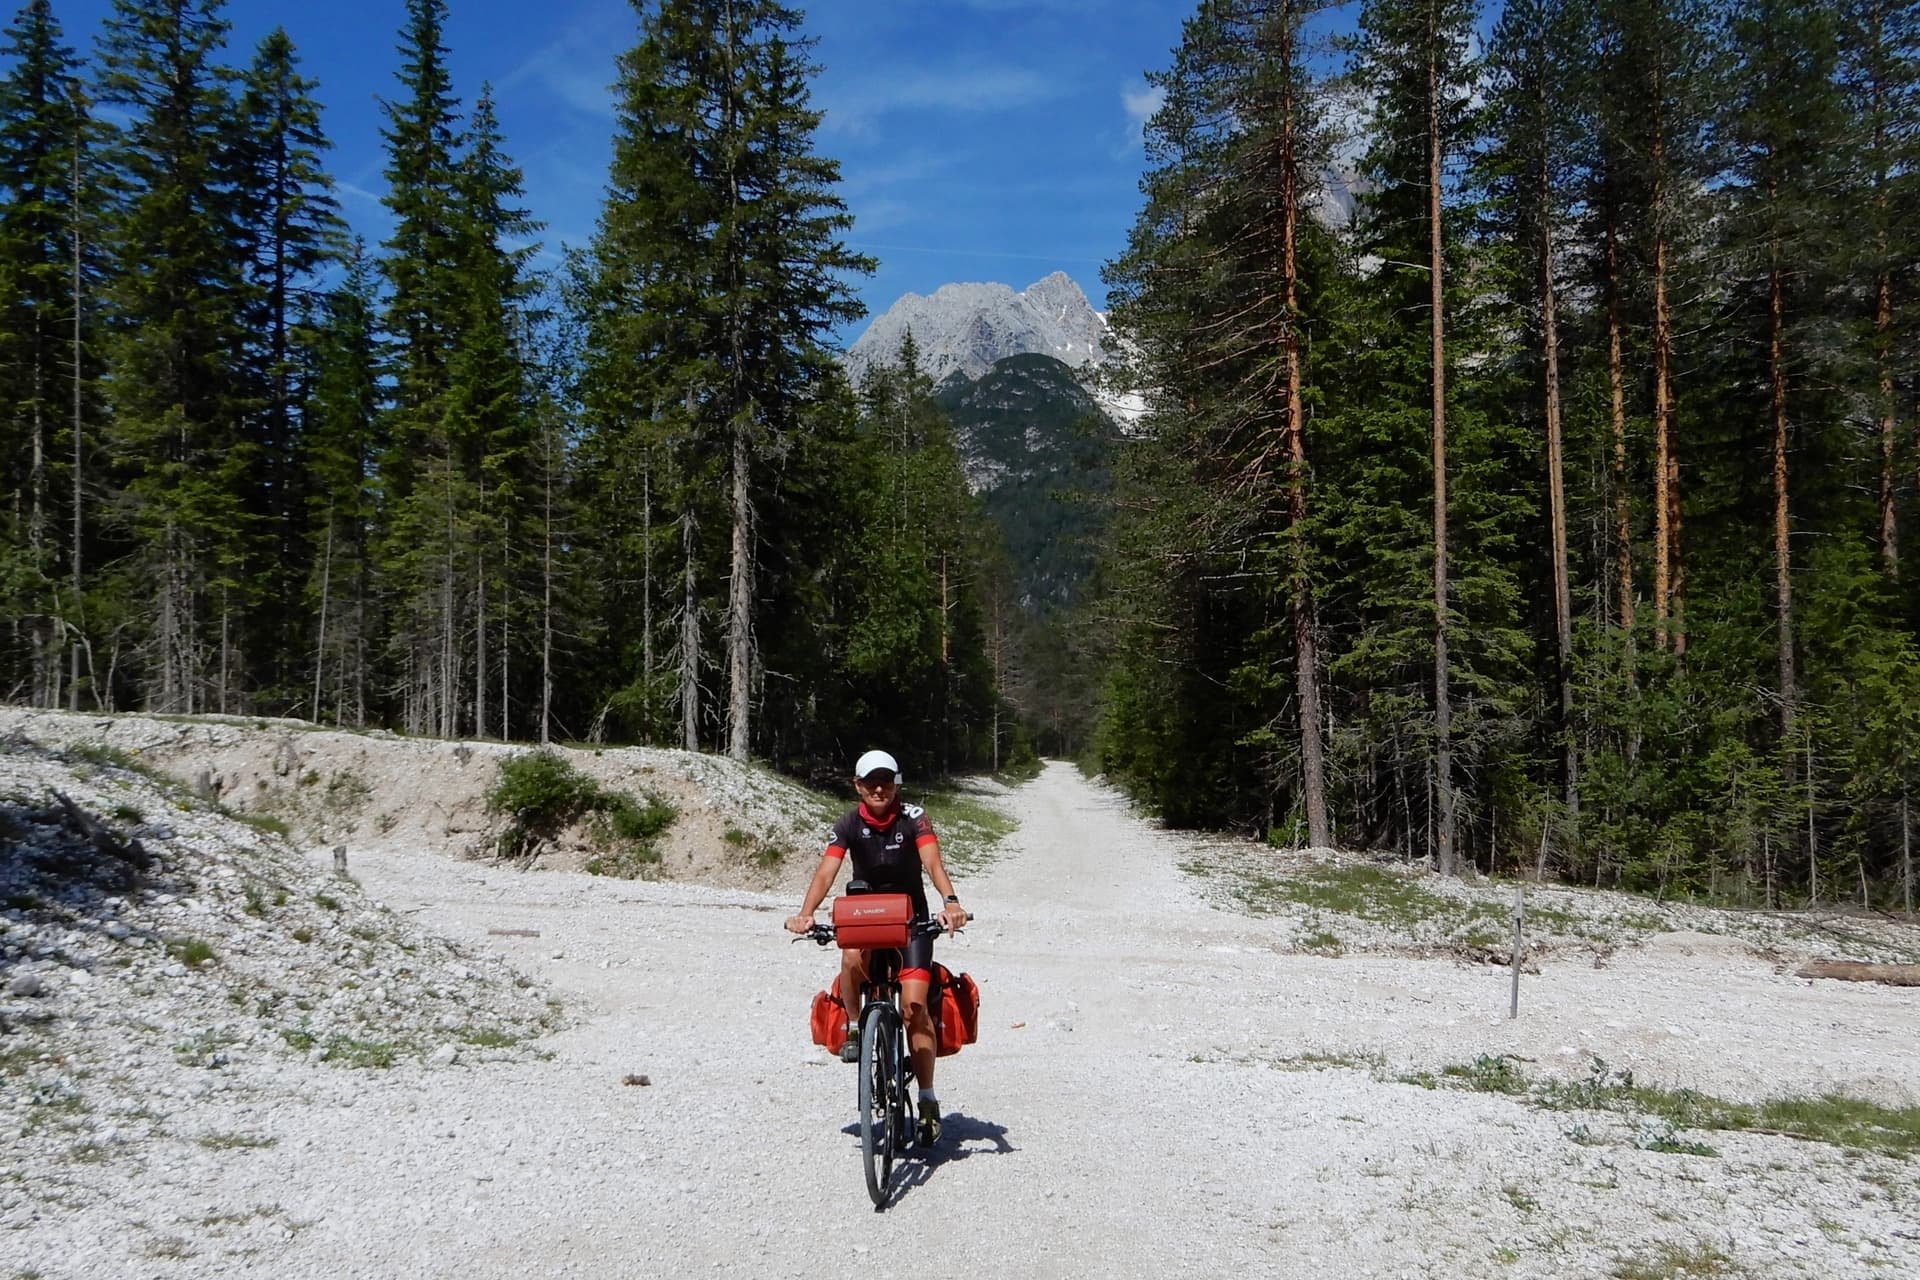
13, 759, 1920, 1278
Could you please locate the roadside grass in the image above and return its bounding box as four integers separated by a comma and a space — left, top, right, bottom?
919, 785, 1017, 876
1282, 1051, 1920, 1160
1609, 1241, 1734, 1278
321, 1035, 398, 1069
195, 1132, 276, 1151
164, 936, 217, 968
720, 824, 788, 872
1186, 846, 1920, 962
1180, 854, 1809, 955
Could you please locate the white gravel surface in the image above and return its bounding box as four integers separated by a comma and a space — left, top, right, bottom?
5, 747, 1920, 1278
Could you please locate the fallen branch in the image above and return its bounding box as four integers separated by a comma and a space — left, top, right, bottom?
50, 789, 152, 870
1795, 960, 1920, 987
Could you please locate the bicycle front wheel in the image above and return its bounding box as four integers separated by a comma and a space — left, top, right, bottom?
857, 1006, 899, 1208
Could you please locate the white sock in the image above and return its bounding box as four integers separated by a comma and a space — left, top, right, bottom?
918, 1087, 938, 1105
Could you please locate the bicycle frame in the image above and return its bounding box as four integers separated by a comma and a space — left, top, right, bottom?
801, 916, 949, 1209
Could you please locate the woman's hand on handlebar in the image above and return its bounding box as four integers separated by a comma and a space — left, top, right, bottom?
785, 913, 815, 935
938, 903, 969, 935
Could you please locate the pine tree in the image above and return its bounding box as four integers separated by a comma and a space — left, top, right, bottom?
1477, 0, 1589, 860
1348, 0, 1489, 872
1101, 0, 1337, 842
377, 0, 467, 735
96, 0, 251, 713
1837, 1, 1920, 578
448, 84, 542, 741
1721, 0, 1846, 775
580, 0, 870, 763
0, 0, 99, 708
301, 242, 380, 726
231, 26, 345, 707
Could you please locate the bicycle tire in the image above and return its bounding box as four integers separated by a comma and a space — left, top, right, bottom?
890, 1010, 914, 1153
857, 1006, 897, 1207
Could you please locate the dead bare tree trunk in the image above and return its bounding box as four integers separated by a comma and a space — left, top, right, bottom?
68, 90, 86, 712
1769, 220, 1795, 752
680, 507, 699, 753
726, 422, 753, 763
642, 451, 653, 713
1606, 223, 1634, 635
540, 422, 554, 746
476, 538, 487, 740
1540, 141, 1577, 836
1279, 29, 1328, 849
1903, 791, 1912, 916
1651, 139, 1676, 653
30, 336, 49, 705
312, 510, 333, 722
1427, 29, 1455, 876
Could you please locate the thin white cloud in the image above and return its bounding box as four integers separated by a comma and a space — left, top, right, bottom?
821, 64, 1060, 136
946, 0, 1106, 11
498, 7, 627, 120
1121, 81, 1164, 148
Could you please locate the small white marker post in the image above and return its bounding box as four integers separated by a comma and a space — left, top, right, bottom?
333, 845, 348, 878
1509, 885, 1524, 1019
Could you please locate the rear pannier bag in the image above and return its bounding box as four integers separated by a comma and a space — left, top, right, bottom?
933, 962, 980, 1057
809, 984, 849, 1054
831, 892, 914, 949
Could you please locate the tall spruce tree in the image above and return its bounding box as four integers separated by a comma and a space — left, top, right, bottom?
96, 0, 251, 713
0, 0, 100, 708
1348, 0, 1528, 873
1102, 0, 1336, 841
449, 84, 542, 741
231, 27, 344, 707
1476, 0, 1589, 862
377, 0, 468, 736
301, 242, 380, 727
581, 0, 870, 763
1837, 1, 1920, 580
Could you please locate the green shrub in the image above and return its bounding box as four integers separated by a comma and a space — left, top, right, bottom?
487, 751, 599, 857
489, 750, 676, 865
166, 937, 216, 968
601, 791, 675, 843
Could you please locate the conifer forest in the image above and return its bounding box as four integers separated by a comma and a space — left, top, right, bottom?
4, 0, 1920, 911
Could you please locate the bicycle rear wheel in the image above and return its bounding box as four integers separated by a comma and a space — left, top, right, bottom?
857, 1006, 899, 1207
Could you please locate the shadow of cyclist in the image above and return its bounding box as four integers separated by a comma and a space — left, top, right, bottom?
868, 1112, 1015, 1205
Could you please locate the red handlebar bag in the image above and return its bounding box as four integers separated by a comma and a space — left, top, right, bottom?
831, 893, 913, 949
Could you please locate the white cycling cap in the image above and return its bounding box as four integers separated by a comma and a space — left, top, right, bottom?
854, 749, 901, 780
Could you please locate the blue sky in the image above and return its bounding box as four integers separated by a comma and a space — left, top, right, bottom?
39, 0, 1204, 342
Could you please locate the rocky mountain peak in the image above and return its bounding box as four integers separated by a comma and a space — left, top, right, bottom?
845, 271, 1111, 387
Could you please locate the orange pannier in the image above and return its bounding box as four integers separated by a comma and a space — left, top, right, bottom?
810, 985, 849, 1053
831, 893, 914, 949
933, 963, 980, 1057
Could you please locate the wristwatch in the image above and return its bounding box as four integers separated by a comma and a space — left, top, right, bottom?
944, 895, 959, 903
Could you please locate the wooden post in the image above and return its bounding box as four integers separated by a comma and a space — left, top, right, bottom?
1509, 886, 1524, 1020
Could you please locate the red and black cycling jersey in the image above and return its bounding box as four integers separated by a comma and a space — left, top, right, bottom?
824, 801, 939, 917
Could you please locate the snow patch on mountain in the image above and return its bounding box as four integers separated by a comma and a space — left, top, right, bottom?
845, 271, 1112, 387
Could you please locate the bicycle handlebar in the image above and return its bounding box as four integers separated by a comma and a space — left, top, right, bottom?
791, 913, 971, 947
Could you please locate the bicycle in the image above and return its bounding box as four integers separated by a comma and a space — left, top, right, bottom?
799, 909, 963, 1209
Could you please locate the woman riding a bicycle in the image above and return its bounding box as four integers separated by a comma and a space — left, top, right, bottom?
786, 749, 967, 1145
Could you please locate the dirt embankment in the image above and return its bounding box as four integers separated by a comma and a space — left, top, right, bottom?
0, 707, 836, 891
